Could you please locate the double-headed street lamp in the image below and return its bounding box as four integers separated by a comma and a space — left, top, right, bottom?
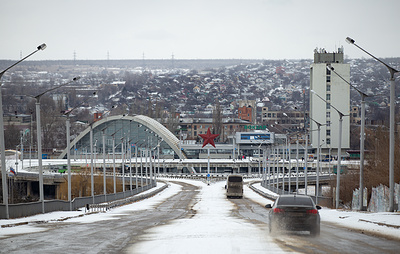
0, 43, 46, 219
311, 90, 347, 209
34, 76, 80, 213
328, 65, 369, 210
346, 37, 399, 212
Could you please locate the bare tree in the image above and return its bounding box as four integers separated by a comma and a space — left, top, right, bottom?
212, 99, 223, 141
166, 105, 179, 135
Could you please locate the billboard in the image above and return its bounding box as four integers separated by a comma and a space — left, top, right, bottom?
235, 132, 274, 144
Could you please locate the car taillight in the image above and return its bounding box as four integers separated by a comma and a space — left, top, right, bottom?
273, 208, 284, 213
307, 209, 318, 214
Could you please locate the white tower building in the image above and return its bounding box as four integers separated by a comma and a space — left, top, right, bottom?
310, 47, 350, 152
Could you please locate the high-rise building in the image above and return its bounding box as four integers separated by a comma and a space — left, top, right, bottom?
310, 47, 350, 151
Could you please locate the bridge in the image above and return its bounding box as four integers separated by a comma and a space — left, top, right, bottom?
0, 155, 342, 219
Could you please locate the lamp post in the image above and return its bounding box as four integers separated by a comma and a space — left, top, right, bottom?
89, 124, 95, 204
328, 65, 368, 210
135, 143, 138, 191
64, 93, 96, 210
129, 139, 133, 195
64, 111, 73, 210
35, 76, 80, 213
304, 129, 309, 195
128, 120, 133, 194
311, 90, 347, 209
346, 37, 399, 212
0, 43, 46, 219
111, 132, 117, 194
296, 137, 299, 192
121, 137, 125, 196
309, 117, 325, 204
101, 127, 107, 201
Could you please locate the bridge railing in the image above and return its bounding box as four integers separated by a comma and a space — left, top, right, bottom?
0, 180, 158, 219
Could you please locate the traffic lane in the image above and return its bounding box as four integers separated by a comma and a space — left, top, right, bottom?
0, 181, 200, 253
229, 196, 400, 254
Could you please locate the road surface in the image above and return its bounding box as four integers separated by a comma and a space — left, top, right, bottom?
0, 180, 399, 253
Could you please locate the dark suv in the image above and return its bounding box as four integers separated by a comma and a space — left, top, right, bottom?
266, 194, 321, 236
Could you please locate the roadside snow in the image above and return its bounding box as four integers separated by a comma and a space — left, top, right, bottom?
1, 178, 399, 244
251, 182, 400, 240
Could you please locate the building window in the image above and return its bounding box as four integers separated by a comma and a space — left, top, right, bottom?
327, 84, 331, 92
327, 138, 331, 145
326, 75, 331, 82
326, 103, 330, 109
326, 130, 331, 136
327, 121, 331, 126
326, 94, 331, 101
326, 112, 330, 118
326, 68, 331, 75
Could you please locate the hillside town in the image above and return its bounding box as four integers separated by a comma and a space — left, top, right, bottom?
0, 56, 399, 151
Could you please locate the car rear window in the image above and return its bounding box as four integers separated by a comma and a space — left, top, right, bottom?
228, 176, 243, 182
277, 196, 314, 206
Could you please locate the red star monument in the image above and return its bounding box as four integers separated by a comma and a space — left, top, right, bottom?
199, 127, 220, 148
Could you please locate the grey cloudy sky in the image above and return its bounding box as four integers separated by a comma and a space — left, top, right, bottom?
1, 0, 400, 61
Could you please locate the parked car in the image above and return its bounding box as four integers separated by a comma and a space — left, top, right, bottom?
265, 194, 321, 236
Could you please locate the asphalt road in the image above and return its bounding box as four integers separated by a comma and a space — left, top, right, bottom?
1, 180, 399, 254
0, 181, 200, 254
230, 192, 400, 254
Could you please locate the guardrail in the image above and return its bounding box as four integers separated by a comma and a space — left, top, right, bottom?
0, 181, 158, 219
253, 179, 333, 207
85, 182, 168, 213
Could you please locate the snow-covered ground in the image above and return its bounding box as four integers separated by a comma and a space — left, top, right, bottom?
1, 178, 399, 252
252, 182, 400, 240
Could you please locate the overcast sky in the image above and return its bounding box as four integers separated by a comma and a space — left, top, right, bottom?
1, 0, 400, 61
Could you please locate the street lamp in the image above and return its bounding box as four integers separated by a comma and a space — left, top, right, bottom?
328, 65, 368, 210
346, 36, 399, 212
64, 92, 96, 210
309, 117, 326, 204
34, 76, 80, 213
311, 90, 347, 209
121, 136, 125, 196
0, 43, 46, 219
111, 132, 117, 194
101, 127, 107, 201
